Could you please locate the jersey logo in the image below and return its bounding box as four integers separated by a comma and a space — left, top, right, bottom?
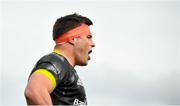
73, 98, 86, 106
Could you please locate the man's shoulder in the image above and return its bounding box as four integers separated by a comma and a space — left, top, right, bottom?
30, 52, 68, 79
38, 52, 65, 63
34, 52, 67, 73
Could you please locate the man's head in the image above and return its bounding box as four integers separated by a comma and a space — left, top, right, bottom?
53, 13, 95, 66
53, 13, 93, 41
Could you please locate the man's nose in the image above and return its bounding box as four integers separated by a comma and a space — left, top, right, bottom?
91, 40, 95, 48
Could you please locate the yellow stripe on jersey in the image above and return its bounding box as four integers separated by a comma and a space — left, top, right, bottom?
33, 69, 56, 90
53, 49, 63, 55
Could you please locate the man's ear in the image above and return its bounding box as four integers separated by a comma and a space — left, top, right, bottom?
67, 38, 77, 45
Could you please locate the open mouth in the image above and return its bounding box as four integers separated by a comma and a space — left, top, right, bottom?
88, 50, 92, 54
88, 50, 92, 60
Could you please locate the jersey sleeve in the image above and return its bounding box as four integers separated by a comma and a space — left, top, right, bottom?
33, 69, 57, 90
30, 62, 61, 90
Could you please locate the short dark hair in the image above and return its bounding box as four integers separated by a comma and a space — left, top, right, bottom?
53, 13, 93, 40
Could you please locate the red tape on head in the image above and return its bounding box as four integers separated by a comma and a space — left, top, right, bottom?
55, 24, 91, 44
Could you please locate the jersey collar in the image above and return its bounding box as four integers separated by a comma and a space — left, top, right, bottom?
53, 49, 63, 56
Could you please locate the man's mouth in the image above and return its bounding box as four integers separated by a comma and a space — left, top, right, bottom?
88, 50, 92, 60
88, 50, 92, 54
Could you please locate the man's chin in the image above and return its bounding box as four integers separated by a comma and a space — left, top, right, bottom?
77, 61, 88, 66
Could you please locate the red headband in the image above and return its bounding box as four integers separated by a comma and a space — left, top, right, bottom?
55, 24, 91, 44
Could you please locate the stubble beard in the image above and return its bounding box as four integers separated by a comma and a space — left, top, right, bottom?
75, 52, 88, 66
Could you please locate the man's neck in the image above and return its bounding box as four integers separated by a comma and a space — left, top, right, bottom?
54, 45, 75, 67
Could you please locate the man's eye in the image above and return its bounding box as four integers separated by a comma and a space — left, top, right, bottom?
87, 36, 92, 39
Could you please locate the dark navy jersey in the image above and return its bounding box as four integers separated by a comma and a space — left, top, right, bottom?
30, 52, 87, 105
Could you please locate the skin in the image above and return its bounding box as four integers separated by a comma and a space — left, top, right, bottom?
24, 27, 95, 105
24, 74, 53, 105
74, 34, 95, 66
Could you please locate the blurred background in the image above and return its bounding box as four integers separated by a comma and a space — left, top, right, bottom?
0, 0, 180, 105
